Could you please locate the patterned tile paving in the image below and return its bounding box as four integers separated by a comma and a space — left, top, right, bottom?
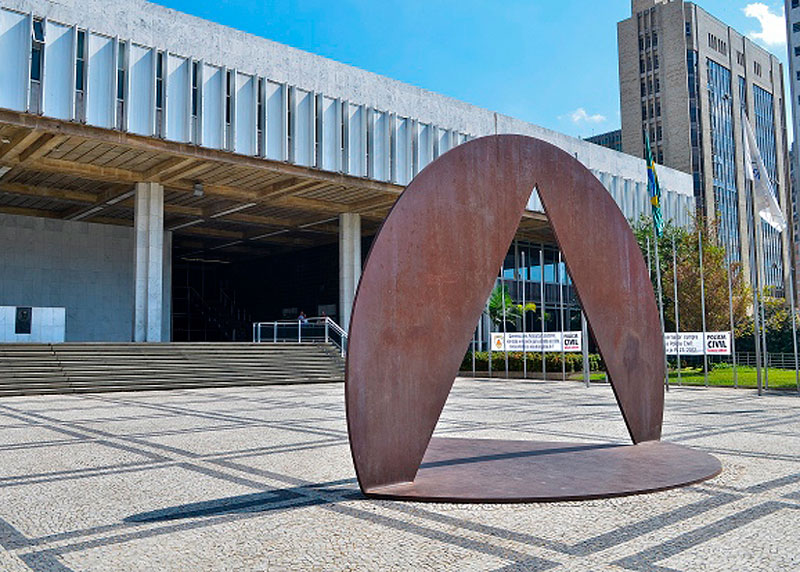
0, 379, 797, 571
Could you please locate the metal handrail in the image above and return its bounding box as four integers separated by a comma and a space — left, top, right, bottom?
252, 317, 348, 356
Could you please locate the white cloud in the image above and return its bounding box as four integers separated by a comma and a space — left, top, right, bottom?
567, 108, 607, 124
744, 3, 786, 46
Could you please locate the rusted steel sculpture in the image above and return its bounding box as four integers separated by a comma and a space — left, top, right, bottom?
346, 135, 720, 502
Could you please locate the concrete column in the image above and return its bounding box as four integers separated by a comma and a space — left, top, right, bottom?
133, 182, 165, 342
339, 212, 361, 331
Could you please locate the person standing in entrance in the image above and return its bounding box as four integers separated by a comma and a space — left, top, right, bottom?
298, 311, 308, 324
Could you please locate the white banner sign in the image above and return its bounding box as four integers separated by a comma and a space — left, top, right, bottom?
490, 332, 582, 353
664, 332, 731, 355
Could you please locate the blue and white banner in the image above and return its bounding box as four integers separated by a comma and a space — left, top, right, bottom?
665, 332, 731, 355
490, 332, 582, 353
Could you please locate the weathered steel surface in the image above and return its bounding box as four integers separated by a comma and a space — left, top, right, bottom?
366, 438, 722, 502
346, 135, 669, 495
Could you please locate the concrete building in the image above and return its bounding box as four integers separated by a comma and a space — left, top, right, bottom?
619, 0, 792, 296
786, 0, 800, 301
0, 0, 693, 343
586, 129, 623, 152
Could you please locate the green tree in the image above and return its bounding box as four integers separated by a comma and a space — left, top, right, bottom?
632, 215, 750, 334
736, 292, 800, 353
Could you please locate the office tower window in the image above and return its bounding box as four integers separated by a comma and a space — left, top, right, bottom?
794, 22, 800, 33
652, 31, 658, 47
641, 80, 646, 97
707, 59, 740, 263
754, 61, 762, 76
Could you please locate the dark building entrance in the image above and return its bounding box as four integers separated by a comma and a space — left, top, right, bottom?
172, 238, 370, 342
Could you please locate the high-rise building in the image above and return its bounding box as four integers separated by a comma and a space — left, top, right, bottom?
785, 0, 800, 301
619, 0, 792, 296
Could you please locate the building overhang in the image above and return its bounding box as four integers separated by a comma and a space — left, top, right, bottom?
0, 109, 553, 260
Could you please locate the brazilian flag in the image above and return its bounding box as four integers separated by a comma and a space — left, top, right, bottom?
645, 132, 663, 238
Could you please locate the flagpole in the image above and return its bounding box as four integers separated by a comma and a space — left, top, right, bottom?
741, 110, 787, 396
652, 223, 668, 390
540, 246, 546, 380
698, 218, 709, 387
522, 251, 527, 380
487, 293, 493, 379
501, 266, 509, 379
790, 263, 799, 393
582, 310, 590, 388
558, 250, 566, 382
750, 181, 763, 396
673, 234, 682, 386
727, 257, 738, 388
644, 131, 667, 389
757, 223, 768, 390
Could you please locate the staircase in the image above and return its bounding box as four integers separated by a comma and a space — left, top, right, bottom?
0, 343, 345, 397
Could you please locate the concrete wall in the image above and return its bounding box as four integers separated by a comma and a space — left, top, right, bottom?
0, 306, 65, 342
0, 213, 170, 341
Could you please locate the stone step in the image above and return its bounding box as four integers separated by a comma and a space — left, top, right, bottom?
0, 342, 345, 396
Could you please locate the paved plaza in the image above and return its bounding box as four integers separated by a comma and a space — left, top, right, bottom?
0, 379, 798, 571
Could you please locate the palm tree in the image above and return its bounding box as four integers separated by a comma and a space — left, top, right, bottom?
488, 285, 536, 329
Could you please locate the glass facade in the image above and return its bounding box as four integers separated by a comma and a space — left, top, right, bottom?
706, 59, 740, 263
687, 51, 704, 200
497, 242, 580, 335
752, 85, 784, 292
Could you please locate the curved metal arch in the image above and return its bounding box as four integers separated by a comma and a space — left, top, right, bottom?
345, 134, 665, 493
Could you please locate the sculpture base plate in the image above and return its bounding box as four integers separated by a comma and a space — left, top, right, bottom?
364, 438, 721, 503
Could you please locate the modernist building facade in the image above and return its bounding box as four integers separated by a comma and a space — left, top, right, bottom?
619, 0, 792, 296
0, 0, 692, 342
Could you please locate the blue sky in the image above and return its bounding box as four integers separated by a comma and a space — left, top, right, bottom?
153, 0, 790, 140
